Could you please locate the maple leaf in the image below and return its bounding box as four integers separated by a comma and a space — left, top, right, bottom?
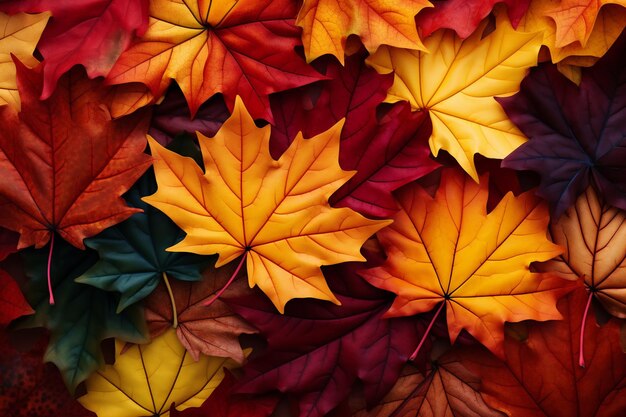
0, 270, 33, 326
296, 0, 432, 63
501, 32, 626, 217
270, 52, 439, 218
541, 187, 626, 318
367, 11, 541, 180
415, 0, 530, 39
230, 264, 427, 417
0, 11, 49, 109
0, 329, 96, 417
19, 239, 148, 392
169, 371, 279, 417
0, 61, 152, 250
78, 329, 238, 417
460, 286, 626, 417
349, 359, 505, 417
544, 0, 626, 48
145, 259, 257, 363
144, 96, 389, 313
0, 0, 149, 99
517, 0, 626, 65
106, 0, 322, 122
359, 168, 574, 357
149, 85, 229, 146
75, 172, 212, 312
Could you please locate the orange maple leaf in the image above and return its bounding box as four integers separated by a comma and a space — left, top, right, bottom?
359, 169, 575, 356
144, 97, 389, 313
296, 0, 432, 63
106, 0, 323, 122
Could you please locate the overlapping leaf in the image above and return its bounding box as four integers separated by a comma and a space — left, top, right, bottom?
460, 287, 626, 417
76, 173, 212, 312
501, 32, 626, 217
0, 62, 151, 250
270, 52, 439, 218
367, 11, 541, 179
415, 0, 529, 39
19, 239, 148, 391
107, 0, 322, 121
0, 11, 49, 109
0, 0, 149, 99
296, 0, 431, 63
230, 264, 426, 417
145, 97, 389, 312
79, 329, 236, 417
542, 187, 626, 317
0, 229, 31, 326
360, 169, 573, 356
144, 260, 257, 363
0, 329, 96, 417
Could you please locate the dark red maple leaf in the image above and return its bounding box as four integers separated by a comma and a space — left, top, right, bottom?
415, 0, 530, 39
0, 329, 96, 417
0, 60, 151, 250
460, 286, 626, 416
228, 263, 428, 417
500, 31, 626, 217
0, 0, 149, 99
169, 371, 278, 417
0, 229, 31, 326
270, 52, 438, 218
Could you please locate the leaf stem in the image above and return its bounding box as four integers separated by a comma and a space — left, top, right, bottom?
162, 272, 178, 328
579, 289, 594, 368
47, 233, 55, 305
203, 252, 247, 307
410, 301, 445, 361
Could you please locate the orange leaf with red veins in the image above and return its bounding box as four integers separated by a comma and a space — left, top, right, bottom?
296, 0, 432, 63
144, 97, 389, 313
359, 169, 575, 357
144, 260, 257, 363
0, 61, 151, 249
107, 0, 323, 122
545, 0, 626, 48
542, 187, 626, 318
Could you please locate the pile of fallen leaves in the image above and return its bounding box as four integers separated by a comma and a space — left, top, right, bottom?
1, 1, 625, 416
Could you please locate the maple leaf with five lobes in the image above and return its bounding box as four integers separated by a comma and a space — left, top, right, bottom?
144, 97, 390, 313
367, 10, 542, 181
296, 0, 432, 63
106, 0, 323, 122
359, 169, 575, 357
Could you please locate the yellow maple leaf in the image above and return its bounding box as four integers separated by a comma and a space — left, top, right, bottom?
359, 169, 573, 357
297, 0, 432, 63
144, 97, 389, 313
519, 0, 626, 65
79, 329, 237, 417
367, 11, 541, 181
543, 187, 626, 319
0, 12, 49, 110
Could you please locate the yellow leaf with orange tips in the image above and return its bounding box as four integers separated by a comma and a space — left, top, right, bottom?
367, 11, 541, 181
542, 187, 626, 318
359, 169, 574, 357
144, 97, 389, 313
79, 329, 237, 417
0, 12, 49, 110
519, 0, 626, 66
297, 0, 432, 63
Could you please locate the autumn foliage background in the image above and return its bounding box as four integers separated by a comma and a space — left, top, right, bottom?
0, 0, 625, 416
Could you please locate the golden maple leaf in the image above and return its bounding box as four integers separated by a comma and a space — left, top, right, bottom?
0, 12, 49, 110
367, 10, 542, 181
296, 0, 432, 63
144, 97, 389, 313
79, 329, 236, 417
359, 169, 574, 357
543, 187, 626, 318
